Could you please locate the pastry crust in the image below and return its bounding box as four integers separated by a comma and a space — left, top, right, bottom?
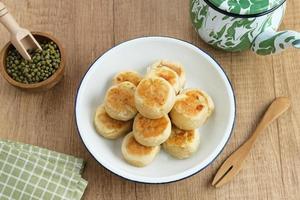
112, 71, 143, 86
121, 132, 160, 167
151, 60, 186, 90
104, 81, 137, 121
163, 126, 200, 159
135, 77, 175, 119
94, 104, 133, 139
133, 113, 171, 146
147, 66, 181, 94
170, 88, 214, 130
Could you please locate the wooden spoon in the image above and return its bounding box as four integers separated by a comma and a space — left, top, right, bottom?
212, 97, 291, 188
0, 2, 41, 60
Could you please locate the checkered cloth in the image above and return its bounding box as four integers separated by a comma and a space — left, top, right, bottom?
0, 140, 87, 200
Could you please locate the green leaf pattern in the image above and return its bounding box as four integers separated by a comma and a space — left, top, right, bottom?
190, 0, 209, 29
252, 30, 300, 55
211, 0, 284, 15
190, 0, 286, 53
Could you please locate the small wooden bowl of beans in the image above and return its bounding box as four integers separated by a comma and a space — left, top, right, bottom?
0, 32, 65, 92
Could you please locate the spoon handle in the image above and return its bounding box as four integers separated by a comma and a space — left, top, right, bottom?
0, 2, 22, 34
0, 2, 42, 60
246, 97, 291, 149
227, 97, 291, 166
212, 97, 291, 187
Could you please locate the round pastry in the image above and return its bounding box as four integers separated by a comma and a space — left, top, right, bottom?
104, 81, 137, 121
170, 88, 214, 130
163, 126, 200, 159
112, 71, 143, 86
94, 104, 133, 139
147, 66, 181, 94
151, 60, 186, 90
121, 132, 160, 167
135, 77, 175, 119
133, 113, 171, 147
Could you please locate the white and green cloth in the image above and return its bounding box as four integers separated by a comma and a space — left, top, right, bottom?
0, 139, 87, 200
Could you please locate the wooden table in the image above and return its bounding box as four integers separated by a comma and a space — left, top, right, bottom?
0, 0, 299, 199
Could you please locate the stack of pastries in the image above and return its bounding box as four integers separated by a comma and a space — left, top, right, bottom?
94, 60, 214, 167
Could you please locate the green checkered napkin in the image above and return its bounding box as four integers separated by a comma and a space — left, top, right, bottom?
0, 140, 87, 200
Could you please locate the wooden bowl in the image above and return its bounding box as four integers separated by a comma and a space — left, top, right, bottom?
0, 32, 65, 92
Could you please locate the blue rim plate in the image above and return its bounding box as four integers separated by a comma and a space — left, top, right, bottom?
75, 36, 236, 184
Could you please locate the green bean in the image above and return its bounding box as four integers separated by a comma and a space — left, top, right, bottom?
5, 40, 61, 84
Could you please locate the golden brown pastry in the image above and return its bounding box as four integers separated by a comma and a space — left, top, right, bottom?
133, 113, 171, 146
135, 77, 175, 119
163, 126, 200, 159
121, 132, 160, 167
104, 81, 137, 121
147, 66, 181, 94
170, 88, 214, 130
112, 71, 143, 86
94, 104, 132, 139
151, 60, 186, 90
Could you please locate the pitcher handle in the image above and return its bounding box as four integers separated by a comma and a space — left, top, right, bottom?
251, 29, 300, 55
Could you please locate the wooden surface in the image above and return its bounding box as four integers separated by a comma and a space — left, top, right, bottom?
0, 0, 299, 199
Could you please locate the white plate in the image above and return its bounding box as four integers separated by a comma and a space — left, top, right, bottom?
75, 37, 235, 184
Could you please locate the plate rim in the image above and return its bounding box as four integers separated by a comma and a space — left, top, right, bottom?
74, 36, 236, 184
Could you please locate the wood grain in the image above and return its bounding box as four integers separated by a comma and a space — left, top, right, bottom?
0, 0, 299, 199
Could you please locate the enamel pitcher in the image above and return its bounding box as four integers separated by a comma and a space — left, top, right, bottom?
190, 0, 300, 55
